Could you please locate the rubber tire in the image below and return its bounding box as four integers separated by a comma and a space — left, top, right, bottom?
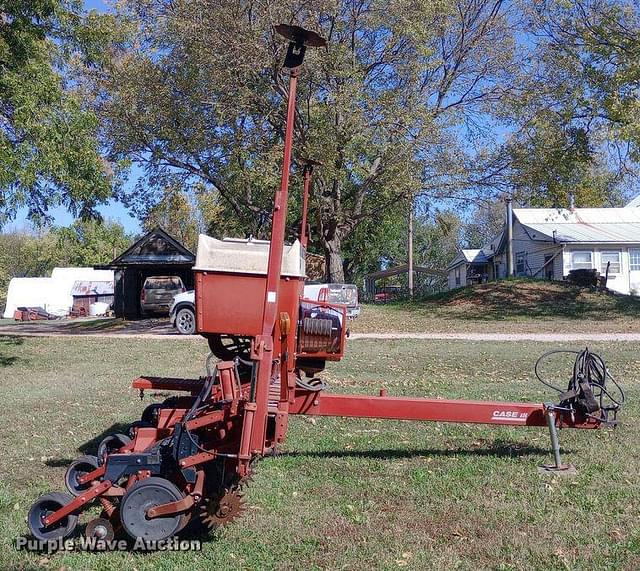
120, 477, 185, 541
175, 307, 196, 335
28, 492, 78, 541
65, 455, 100, 497
97, 433, 131, 465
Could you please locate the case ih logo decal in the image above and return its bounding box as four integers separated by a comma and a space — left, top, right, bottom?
492, 410, 528, 422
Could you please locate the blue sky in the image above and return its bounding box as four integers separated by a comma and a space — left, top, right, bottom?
84, 0, 108, 13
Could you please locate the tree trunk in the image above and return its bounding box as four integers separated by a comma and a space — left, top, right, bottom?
324, 236, 345, 283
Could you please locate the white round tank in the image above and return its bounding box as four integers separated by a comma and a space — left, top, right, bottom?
89, 302, 110, 316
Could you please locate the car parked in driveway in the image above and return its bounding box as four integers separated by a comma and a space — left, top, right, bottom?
169, 290, 196, 335
140, 276, 186, 316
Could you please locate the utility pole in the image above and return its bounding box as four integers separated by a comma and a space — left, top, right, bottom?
506, 198, 514, 277
408, 200, 414, 298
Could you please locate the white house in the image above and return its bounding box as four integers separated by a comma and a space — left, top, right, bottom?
447, 207, 640, 295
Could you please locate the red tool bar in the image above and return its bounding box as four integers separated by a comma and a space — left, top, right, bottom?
291, 391, 598, 428
132, 376, 204, 393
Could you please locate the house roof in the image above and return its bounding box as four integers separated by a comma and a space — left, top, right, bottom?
447, 249, 489, 270
514, 208, 640, 243
482, 231, 504, 258
462, 249, 489, 263
71, 281, 114, 296
104, 227, 195, 267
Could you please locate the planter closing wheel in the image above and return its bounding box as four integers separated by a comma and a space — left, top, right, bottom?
120, 477, 185, 541
176, 307, 195, 335
28, 492, 78, 541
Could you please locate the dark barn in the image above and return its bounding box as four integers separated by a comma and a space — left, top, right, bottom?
98, 228, 195, 319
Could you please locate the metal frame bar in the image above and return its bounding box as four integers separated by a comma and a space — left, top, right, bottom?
291, 391, 599, 428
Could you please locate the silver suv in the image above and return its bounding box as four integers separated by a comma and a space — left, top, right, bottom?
140, 276, 185, 316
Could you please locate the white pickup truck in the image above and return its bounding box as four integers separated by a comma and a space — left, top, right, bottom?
301, 283, 360, 319
170, 282, 360, 335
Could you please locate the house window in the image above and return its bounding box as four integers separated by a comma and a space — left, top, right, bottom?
601, 251, 621, 274
571, 251, 593, 270
455, 267, 461, 286
630, 249, 640, 271
516, 252, 526, 276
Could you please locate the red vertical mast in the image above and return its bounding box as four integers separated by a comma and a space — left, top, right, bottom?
246, 25, 327, 454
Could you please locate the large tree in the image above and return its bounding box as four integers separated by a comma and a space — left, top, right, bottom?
52, 218, 132, 266
87, 0, 518, 281
0, 0, 111, 226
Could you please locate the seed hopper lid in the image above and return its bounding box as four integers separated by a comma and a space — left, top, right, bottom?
274, 24, 327, 48
194, 235, 306, 278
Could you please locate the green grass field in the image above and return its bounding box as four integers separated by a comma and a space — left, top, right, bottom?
0, 335, 638, 570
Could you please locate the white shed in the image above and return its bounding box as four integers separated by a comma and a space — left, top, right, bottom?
3, 267, 114, 318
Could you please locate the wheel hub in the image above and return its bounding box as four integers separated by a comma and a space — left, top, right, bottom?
86, 517, 115, 542
120, 477, 185, 541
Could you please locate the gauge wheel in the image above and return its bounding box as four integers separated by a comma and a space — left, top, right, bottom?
65, 455, 100, 496
97, 433, 131, 465
28, 492, 78, 541
175, 307, 196, 335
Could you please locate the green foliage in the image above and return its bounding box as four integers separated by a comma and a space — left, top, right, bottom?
414, 211, 463, 270
344, 204, 462, 288
507, 111, 621, 207
506, 0, 640, 207
463, 199, 505, 247
142, 185, 200, 252
0, 0, 111, 226
52, 218, 132, 266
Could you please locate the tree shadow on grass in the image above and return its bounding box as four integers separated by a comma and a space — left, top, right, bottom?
77, 422, 132, 455
0, 335, 23, 367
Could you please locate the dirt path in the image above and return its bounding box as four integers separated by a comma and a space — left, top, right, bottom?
2, 326, 640, 342
350, 332, 640, 342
